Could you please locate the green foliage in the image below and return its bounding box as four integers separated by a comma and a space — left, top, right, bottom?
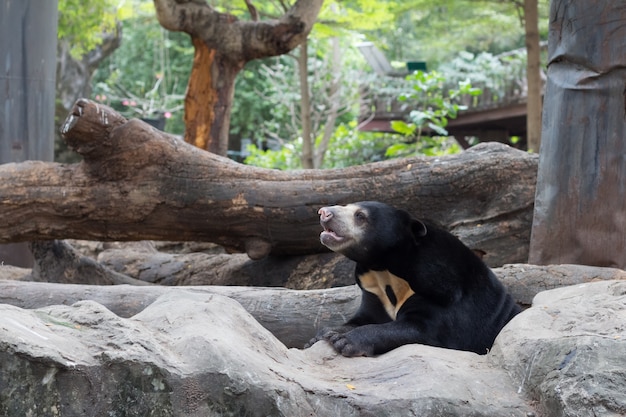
385, 135, 462, 158
91, 6, 192, 134
244, 54, 493, 168
244, 140, 303, 170
438, 49, 539, 104
386, 70, 481, 158
320, 1, 395, 32
230, 59, 288, 142
58, 0, 132, 57
244, 121, 399, 170
364, 0, 549, 68
238, 35, 364, 151
84, 0, 547, 168
320, 122, 399, 168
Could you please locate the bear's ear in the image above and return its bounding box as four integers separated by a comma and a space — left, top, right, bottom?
411, 219, 427, 238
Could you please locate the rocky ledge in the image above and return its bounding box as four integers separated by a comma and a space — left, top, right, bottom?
0, 279, 625, 416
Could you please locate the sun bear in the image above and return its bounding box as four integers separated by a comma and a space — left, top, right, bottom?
305, 201, 520, 357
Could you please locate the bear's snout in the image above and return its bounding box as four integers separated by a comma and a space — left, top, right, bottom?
318, 207, 333, 222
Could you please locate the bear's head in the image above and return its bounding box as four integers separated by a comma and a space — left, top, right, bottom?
318, 201, 427, 265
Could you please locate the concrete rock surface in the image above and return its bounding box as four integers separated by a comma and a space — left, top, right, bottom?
1, 280, 625, 416
492, 280, 626, 417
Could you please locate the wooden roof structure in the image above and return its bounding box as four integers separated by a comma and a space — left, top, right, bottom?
357, 44, 547, 150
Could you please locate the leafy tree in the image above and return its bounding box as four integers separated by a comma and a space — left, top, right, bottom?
244, 34, 364, 169
153, 0, 323, 156
244, 62, 486, 169
244, 123, 400, 169
88, 0, 547, 168
294, 0, 398, 168
369, 0, 548, 66
230, 59, 287, 143
373, 0, 548, 152
386, 70, 481, 158
57, 0, 129, 57
91, 5, 193, 134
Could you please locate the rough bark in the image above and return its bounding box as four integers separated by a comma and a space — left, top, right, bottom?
55, 29, 122, 163
91, 242, 626, 297
0, 99, 537, 265
183, 36, 240, 155
529, 1, 626, 268
22, 238, 354, 288
95, 245, 354, 288
523, 0, 542, 152
27, 240, 151, 286
152, 0, 323, 155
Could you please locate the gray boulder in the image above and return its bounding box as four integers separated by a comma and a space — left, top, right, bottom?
1, 280, 625, 416
492, 280, 626, 417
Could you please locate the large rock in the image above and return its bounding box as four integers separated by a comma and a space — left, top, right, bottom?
492, 280, 626, 417
1, 281, 625, 416
0, 291, 529, 416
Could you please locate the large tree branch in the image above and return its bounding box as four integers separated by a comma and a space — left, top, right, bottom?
152, 0, 323, 62
153, 0, 218, 34
0, 99, 537, 264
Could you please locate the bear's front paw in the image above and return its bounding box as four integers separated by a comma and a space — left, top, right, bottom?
303, 327, 337, 349
303, 336, 320, 349
328, 331, 374, 357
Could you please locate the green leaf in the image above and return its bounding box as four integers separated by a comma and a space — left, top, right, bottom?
385, 143, 411, 157
428, 122, 448, 136
390, 120, 416, 136
407, 110, 429, 126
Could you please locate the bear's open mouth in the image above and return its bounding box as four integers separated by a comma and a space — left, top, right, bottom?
321, 227, 342, 239
320, 227, 345, 245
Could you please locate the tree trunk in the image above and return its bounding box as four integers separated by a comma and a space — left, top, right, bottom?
184, 37, 242, 155
55, 29, 122, 163
524, 0, 542, 153
27, 240, 152, 286
95, 245, 355, 288
153, 0, 323, 155
19, 239, 355, 289
299, 40, 314, 169
529, 1, 626, 268
314, 36, 341, 169
0, 0, 59, 268
0, 99, 537, 265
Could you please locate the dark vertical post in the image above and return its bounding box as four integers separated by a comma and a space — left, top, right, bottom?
529, 1, 626, 267
0, 0, 58, 267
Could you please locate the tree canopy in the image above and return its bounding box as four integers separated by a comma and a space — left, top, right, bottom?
57, 0, 133, 57
84, 0, 548, 168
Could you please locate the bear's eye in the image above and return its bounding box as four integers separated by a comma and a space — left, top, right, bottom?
355, 210, 367, 223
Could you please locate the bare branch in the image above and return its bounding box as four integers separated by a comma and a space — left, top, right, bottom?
244, 0, 259, 21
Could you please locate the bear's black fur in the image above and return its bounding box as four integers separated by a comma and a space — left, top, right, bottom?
306, 201, 521, 357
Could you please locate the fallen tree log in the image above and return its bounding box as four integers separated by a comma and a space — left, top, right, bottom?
13, 238, 354, 288
2, 264, 625, 347
28, 240, 151, 286
95, 244, 355, 288
0, 99, 537, 265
